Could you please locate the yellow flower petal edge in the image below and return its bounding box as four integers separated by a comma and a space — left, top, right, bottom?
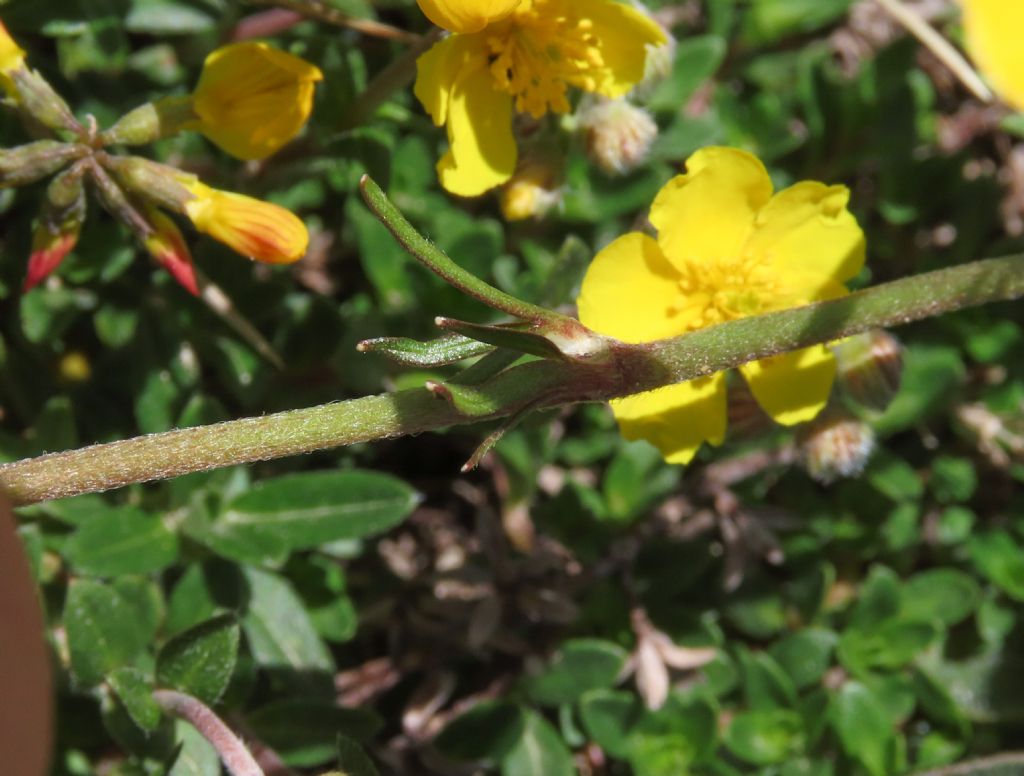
961, 0, 1024, 111
0, 20, 25, 74
191, 42, 323, 161
0, 19, 27, 98
577, 146, 867, 464
739, 346, 837, 427
182, 181, 309, 264
611, 375, 728, 465
414, 0, 665, 195
417, 0, 521, 33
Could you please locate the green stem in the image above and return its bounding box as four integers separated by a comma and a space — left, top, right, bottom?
1, 255, 1022, 505
360, 176, 576, 327
342, 29, 442, 129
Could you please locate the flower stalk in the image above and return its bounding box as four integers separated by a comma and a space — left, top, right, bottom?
2, 252, 1023, 505
359, 175, 601, 356
152, 690, 264, 776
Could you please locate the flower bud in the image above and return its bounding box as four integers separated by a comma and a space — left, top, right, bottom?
100, 95, 195, 147
578, 97, 658, 176
142, 207, 198, 295
180, 180, 308, 264
797, 410, 876, 484
0, 140, 88, 188
832, 330, 903, 413
102, 154, 196, 213
190, 42, 323, 160
499, 159, 562, 221
7, 68, 80, 135
24, 167, 86, 291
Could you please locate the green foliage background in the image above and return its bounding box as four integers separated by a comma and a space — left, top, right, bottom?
2, 0, 1024, 774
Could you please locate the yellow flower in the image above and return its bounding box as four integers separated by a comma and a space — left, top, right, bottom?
190, 42, 323, 161
414, 0, 665, 196
961, 0, 1024, 111
0, 19, 27, 97
577, 147, 866, 465
181, 181, 309, 264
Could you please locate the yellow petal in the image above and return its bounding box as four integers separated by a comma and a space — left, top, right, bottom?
192, 42, 323, 161
611, 374, 727, 465
650, 147, 773, 271
962, 0, 1024, 111
183, 182, 309, 264
747, 181, 865, 295
417, 0, 521, 33
0, 20, 25, 75
436, 58, 516, 196
414, 34, 486, 127
740, 346, 836, 426
579, 0, 667, 97
577, 232, 682, 343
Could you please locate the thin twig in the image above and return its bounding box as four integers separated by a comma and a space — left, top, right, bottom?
154, 690, 264, 776
242, 0, 421, 43
342, 28, 442, 129
874, 0, 993, 102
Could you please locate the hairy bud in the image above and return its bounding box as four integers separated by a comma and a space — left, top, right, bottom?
0, 140, 88, 188
578, 98, 658, 176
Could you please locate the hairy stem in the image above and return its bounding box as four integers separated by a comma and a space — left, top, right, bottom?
153, 690, 264, 776
360, 176, 573, 326
1, 255, 1022, 505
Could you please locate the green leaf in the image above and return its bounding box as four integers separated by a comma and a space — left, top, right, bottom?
434, 701, 525, 763
217, 470, 419, 552
830, 682, 897, 776
969, 532, 1024, 601
500, 710, 575, 776
336, 735, 380, 776
246, 700, 381, 767
525, 639, 629, 706
601, 441, 679, 522
241, 567, 334, 673
629, 692, 718, 774
848, 565, 902, 630
738, 649, 798, 710
724, 709, 804, 766
125, 3, 217, 34
838, 619, 939, 673
913, 667, 969, 734
929, 456, 978, 503
922, 645, 1024, 723
65, 579, 149, 687
867, 451, 924, 502
902, 569, 981, 626
578, 689, 644, 759
64, 506, 179, 577
648, 35, 728, 113
165, 564, 222, 636
768, 628, 838, 690
167, 719, 220, 776
107, 667, 160, 732
156, 615, 239, 706
742, 0, 853, 44
872, 345, 965, 435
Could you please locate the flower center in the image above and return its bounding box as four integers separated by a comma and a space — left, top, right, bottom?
671, 253, 782, 330
486, 0, 606, 118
